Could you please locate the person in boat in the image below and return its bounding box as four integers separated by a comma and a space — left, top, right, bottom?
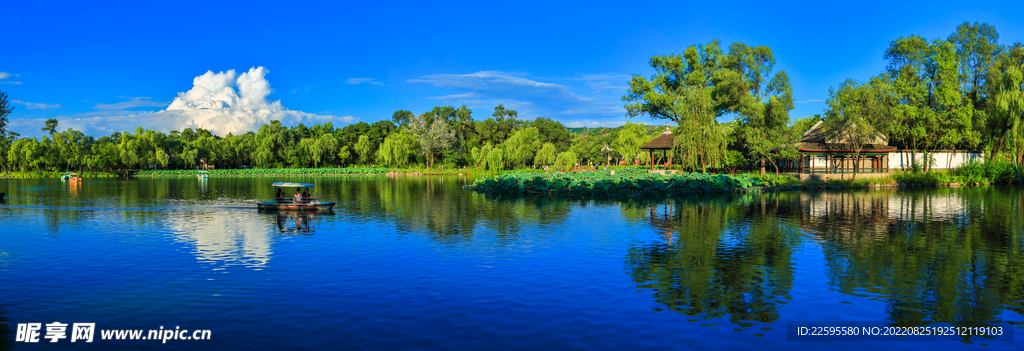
302, 190, 310, 199
294, 190, 303, 204
276, 188, 283, 199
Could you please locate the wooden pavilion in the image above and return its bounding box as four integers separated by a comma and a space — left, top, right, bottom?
641, 123, 675, 171
797, 121, 895, 175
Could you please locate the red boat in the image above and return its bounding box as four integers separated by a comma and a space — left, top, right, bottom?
257, 182, 335, 212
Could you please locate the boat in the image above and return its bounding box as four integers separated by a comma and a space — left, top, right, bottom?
197, 171, 209, 179
68, 173, 83, 182
257, 182, 335, 211
60, 172, 73, 181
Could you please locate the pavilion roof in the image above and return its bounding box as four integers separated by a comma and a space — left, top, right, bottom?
640, 123, 675, 150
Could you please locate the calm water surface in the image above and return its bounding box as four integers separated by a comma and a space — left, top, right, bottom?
1, 176, 1022, 350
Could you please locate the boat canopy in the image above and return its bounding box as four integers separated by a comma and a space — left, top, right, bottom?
272, 182, 316, 188
198, 171, 208, 173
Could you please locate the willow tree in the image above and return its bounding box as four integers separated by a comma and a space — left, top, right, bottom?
989, 43, 1024, 166
355, 135, 373, 164
502, 127, 542, 168
672, 85, 725, 172
305, 133, 337, 168
614, 122, 649, 165
554, 151, 577, 172
533, 142, 557, 166
375, 131, 417, 167
485, 147, 504, 171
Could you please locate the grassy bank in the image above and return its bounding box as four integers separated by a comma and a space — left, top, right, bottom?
810, 160, 1022, 188
1, 171, 121, 179
465, 167, 772, 195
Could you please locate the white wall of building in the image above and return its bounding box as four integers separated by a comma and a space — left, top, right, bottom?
888, 151, 984, 170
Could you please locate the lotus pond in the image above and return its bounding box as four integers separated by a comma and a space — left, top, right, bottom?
468, 167, 773, 195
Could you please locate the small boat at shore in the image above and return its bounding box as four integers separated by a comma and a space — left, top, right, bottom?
67, 173, 82, 182
257, 182, 335, 211
197, 171, 209, 179
60, 172, 73, 181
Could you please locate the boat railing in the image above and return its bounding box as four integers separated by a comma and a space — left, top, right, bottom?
276, 195, 320, 204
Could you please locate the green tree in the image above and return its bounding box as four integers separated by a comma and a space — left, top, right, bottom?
949, 21, 1002, 146
614, 122, 649, 165
492, 104, 517, 121
392, 110, 414, 127
355, 135, 373, 164
408, 114, 456, 168
41, 118, 58, 138
502, 127, 542, 168
721, 43, 795, 175
338, 145, 351, 165
181, 146, 198, 169
533, 142, 558, 167
0, 90, 12, 137
624, 40, 793, 173
670, 85, 726, 172
375, 131, 417, 167
823, 79, 891, 180
526, 117, 572, 151
988, 43, 1024, 166
623, 40, 725, 124
554, 151, 577, 172
485, 147, 504, 171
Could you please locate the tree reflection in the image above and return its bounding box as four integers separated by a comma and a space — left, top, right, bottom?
623, 194, 801, 324
807, 188, 1024, 332
329, 176, 572, 244
270, 211, 332, 235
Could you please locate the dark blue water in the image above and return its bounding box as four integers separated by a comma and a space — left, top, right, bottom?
1, 177, 1022, 350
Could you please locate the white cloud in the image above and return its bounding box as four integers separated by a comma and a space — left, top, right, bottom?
408, 71, 624, 121
425, 93, 477, 100
93, 96, 168, 110
577, 73, 631, 93
0, 71, 22, 85
11, 100, 61, 109
6, 66, 356, 137
564, 120, 628, 128
345, 77, 384, 86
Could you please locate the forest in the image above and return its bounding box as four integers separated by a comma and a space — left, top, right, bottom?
0, 21, 1021, 175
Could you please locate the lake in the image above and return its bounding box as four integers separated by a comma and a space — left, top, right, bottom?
1, 176, 1022, 350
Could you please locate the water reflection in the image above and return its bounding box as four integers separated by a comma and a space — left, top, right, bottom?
169, 211, 273, 268
806, 189, 1024, 332
0, 306, 11, 351
331, 177, 571, 244
625, 188, 1024, 338
270, 211, 333, 235
624, 194, 799, 326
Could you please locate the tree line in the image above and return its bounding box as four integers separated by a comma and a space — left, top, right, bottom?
0, 99, 677, 173
625, 21, 1024, 173
0, 21, 1020, 174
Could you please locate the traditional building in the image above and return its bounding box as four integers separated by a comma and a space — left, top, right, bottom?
797, 121, 895, 178
640, 123, 676, 171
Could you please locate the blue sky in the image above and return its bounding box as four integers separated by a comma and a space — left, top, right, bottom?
2, 1, 1023, 137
